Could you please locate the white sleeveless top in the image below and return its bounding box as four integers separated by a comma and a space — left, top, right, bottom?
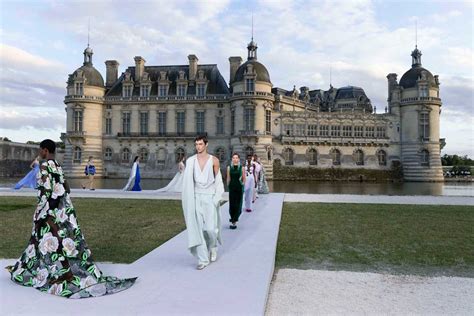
194, 155, 215, 194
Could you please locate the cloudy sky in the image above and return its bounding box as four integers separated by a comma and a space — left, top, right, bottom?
0, 0, 472, 156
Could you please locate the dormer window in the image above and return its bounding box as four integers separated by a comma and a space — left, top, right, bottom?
197, 83, 206, 96
177, 84, 187, 97
197, 70, 205, 80
245, 78, 255, 92
179, 70, 186, 80
123, 85, 132, 97
159, 84, 168, 97
75, 82, 83, 95
140, 85, 150, 97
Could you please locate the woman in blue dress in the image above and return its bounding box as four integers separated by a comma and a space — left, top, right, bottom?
14, 156, 40, 190
123, 156, 141, 191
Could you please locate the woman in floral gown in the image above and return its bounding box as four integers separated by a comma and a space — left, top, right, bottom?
6, 139, 136, 298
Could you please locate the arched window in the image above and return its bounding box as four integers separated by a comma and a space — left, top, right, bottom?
175, 147, 186, 163
421, 149, 430, 166
122, 148, 130, 163
307, 148, 318, 165
104, 147, 113, 161
331, 149, 341, 166
354, 149, 364, 166
215, 147, 226, 163
157, 148, 166, 166
139, 148, 149, 162
377, 150, 387, 166
73, 146, 82, 163
244, 146, 254, 160
283, 148, 294, 166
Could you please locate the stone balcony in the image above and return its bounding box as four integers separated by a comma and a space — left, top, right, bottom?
116, 132, 207, 140
280, 135, 390, 146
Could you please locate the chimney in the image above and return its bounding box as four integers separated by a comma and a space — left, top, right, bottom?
188, 54, 198, 81
134, 56, 146, 82
229, 56, 242, 85
386, 73, 398, 102
105, 60, 120, 87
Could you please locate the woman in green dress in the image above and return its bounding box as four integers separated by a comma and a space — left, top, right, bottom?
6, 139, 136, 298
226, 153, 246, 229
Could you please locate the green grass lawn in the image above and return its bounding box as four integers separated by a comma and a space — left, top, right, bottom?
277, 203, 474, 276
1, 197, 473, 276
0, 197, 185, 263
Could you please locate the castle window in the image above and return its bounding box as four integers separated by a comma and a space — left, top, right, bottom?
73, 146, 82, 163
420, 112, 430, 141
139, 148, 148, 162
159, 84, 168, 97
354, 126, 364, 137
73, 110, 83, 132
175, 147, 186, 163
197, 83, 206, 96
244, 108, 255, 131
140, 85, 150, 97
176, 111, 185, 135
245, 78, 255, 92
105, 117, 112, 135
122, 148, 130, 163
104, 147, 113, 160
177, 84, 187, 97
377, 150, 387, 166
342, 125, 352, 137
420, 86, 428, 97
216, 116, 224, 135
283, 124, 293, 136
330, 125, 341, 137
421, 149, 430, 166
123, 85, 132, 97
265, 110, 272, 135
376, 126, 386, 138
365, 126, 375, 138
295, 124, 305, 136
319, 125, 329, 137
307, 148, 318, 165
75, 82, 83, 95
196, 111, 205, 134
231, 109, 235, 135
354, 149, 364, 165
122, 112, 131, 135
331, 149, 341, 165
307, 124, 317, 136
158, 111, 167, 135
140, 112, 149, 136
283, 148, 294, 165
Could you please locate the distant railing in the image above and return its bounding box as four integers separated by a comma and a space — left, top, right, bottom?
400, 96, 441, 103
117, 132, 207, 138
106, 95, 228, 102
66, 131, 86, 137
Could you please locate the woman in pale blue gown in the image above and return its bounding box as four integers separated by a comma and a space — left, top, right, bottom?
14, 157, 40, 190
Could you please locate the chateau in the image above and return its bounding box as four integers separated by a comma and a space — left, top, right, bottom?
62, 39, 444, 181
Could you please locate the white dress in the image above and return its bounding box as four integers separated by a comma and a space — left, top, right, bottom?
122, 162, 138, 191
156, 162, 185, 193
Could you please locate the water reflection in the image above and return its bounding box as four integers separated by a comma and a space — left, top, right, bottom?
1, 177, 472, 196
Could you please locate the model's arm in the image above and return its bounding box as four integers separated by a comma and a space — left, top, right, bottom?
241, 168, 246, 184
226, 166, 230, 186
213, 156, 220, 177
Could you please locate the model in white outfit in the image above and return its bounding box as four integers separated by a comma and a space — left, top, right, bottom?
181, 136, 224, 270
156, 159, 185, 192
244, 164, 256, 212
123, 159, 139, 191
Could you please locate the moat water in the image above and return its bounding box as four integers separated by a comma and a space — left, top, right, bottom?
0, 177, 472, 196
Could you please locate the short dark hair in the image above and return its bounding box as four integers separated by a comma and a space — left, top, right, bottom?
232, 152, 240, 158
133, 156, 139, 163
39, 139, 56, 153
194, 134, 208, 145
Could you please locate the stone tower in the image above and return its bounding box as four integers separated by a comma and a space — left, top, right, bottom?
388, 46, 443, 181
229, 38, 274, 176
63, 45, 106, 177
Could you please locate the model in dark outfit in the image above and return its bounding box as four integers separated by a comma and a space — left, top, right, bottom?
226, 153, 245, 229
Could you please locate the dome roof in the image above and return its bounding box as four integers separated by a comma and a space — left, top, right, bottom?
399, 66, 437, 89
335, 86, 368, 100
234, 60, 271, 84
72, 65, 104, 88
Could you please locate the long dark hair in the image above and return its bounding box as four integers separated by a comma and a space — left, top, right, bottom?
133, 156, 139, 163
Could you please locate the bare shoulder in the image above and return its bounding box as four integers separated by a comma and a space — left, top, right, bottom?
211, 155, 220, 167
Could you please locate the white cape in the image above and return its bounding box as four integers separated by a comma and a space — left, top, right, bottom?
156, 172, 184, 192
122, 162, 138, 191
181, 155, 225, 252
